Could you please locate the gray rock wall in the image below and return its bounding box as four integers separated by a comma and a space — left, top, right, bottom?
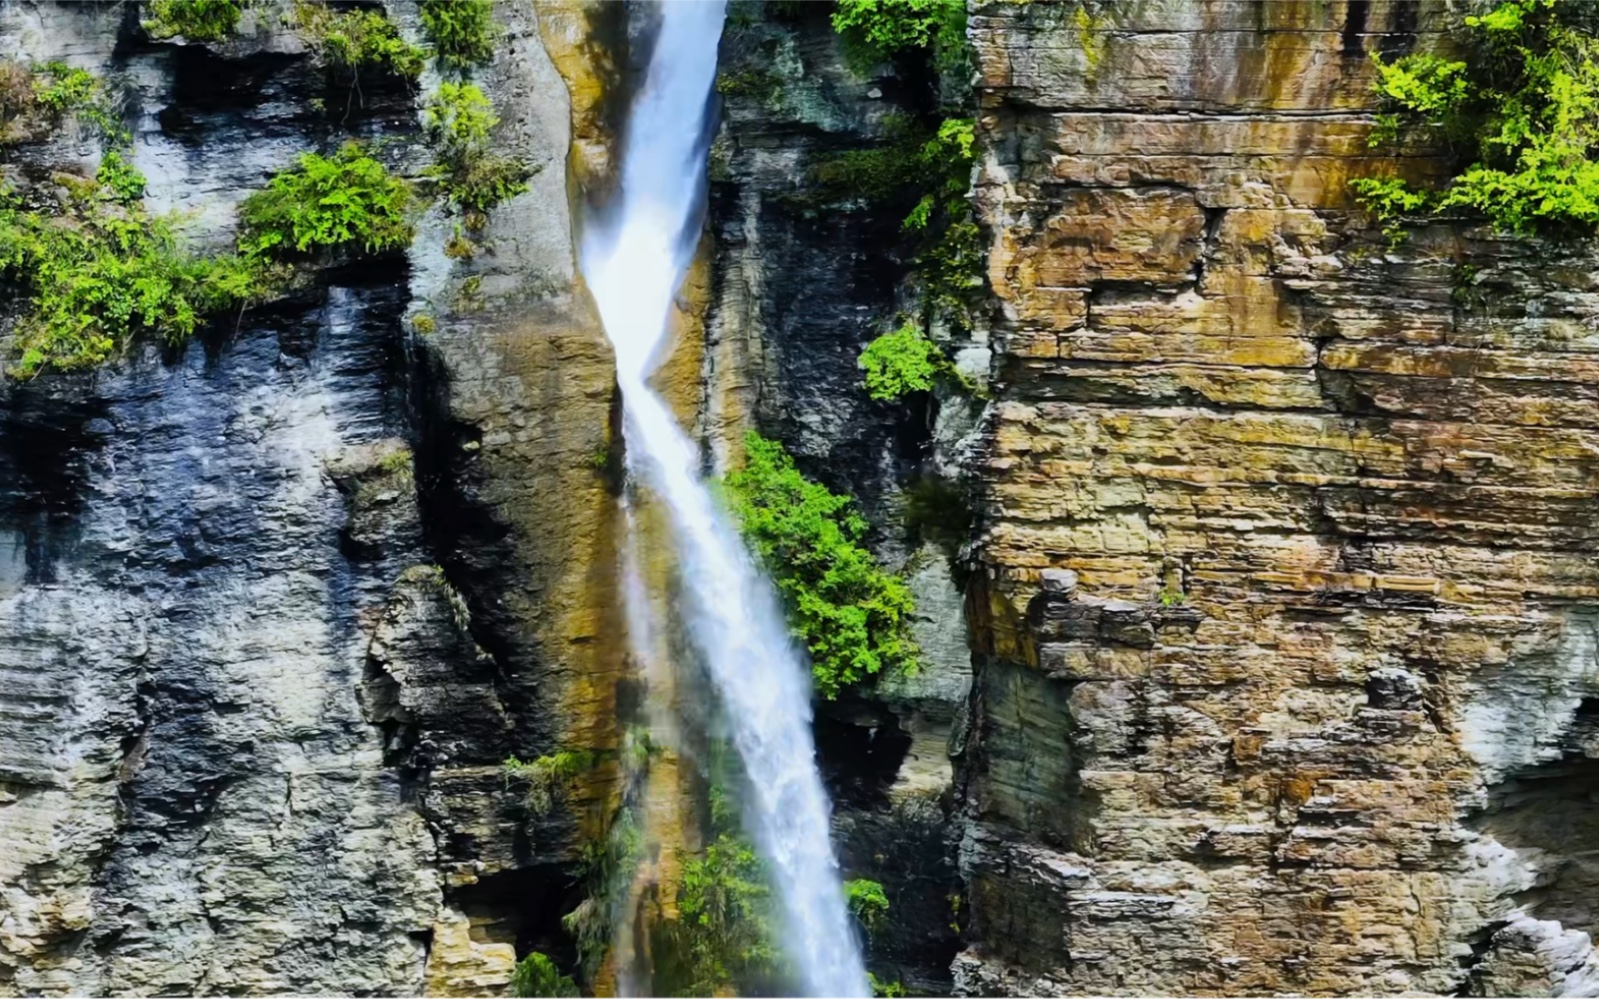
0, 1, 617, 993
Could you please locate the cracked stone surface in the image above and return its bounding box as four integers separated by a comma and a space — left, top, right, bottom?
960, 1, 1599, 994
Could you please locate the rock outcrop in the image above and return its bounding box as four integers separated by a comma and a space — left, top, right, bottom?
960, 0, 1599, 994
0, 1, 622, 993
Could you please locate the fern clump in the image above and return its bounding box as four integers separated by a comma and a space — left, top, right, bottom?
422, 82, 533, 225
239, 143, 413, 260
419, 0, 496, 71
858, 321, 948, 400
143, 0, 244, 42
290, 1, 425, 80
724, 433, 919, 698
0, 157, 261, 378
1354, 0, 1599, 235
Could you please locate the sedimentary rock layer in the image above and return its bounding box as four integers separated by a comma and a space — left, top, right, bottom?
960, 2, 1599, 995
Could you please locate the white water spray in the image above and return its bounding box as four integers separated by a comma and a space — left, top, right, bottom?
583, 3, 868, 996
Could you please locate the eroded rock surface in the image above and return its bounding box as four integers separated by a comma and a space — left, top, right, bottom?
0, 2, 620, 993
961, 1, 1599, 994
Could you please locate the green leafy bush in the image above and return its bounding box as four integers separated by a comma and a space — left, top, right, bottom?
419, 0, 496, 71
422, 82, 533, 224
869, 972, 909, 998
844, 878, 890, 935
917, 217, 984, 316
724, 433, 919, 698
503, 750, 595, 816
144, 0, 244, 42
1355, 0, 1599, 234
906, 119, 983, 316
31, 62, 125, 141
0, 161, 261, 378
94, 150, 147, 204
239, 143, 413, 260
831, 0, 967, 72
674, 834, 777, 993
291, 1, 425, 80
510, 953, 578, 998
903, 117, 975, 229
858, 321, 945, 400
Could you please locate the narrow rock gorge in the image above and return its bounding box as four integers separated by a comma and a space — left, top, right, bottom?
1, 0, 1597, 996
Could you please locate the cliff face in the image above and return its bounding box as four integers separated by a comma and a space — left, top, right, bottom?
4, 1, 1599, 997
960, 1, 1599, 995
0, 1, 622, 993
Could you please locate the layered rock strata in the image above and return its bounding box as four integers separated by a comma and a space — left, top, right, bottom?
0, 1, 622, 993
960, 1, 1599, 995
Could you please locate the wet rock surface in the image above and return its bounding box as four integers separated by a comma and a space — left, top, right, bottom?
0, 2, 620, 993
706, 5, 972, 991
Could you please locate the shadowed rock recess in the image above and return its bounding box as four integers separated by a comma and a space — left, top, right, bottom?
0, 0, 1597, 997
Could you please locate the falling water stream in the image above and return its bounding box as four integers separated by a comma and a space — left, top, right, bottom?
581, 2, 869, 996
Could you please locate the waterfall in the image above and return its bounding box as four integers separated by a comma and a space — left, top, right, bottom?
582, 3, 869, 996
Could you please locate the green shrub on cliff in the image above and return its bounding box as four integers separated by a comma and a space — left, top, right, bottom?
724, 433, 918, 698
291, 1, 425, 80
239, 143, 413, 260
422, 82, 533, 225
419, 0, 497, 71
902, 117, 974, 229
1354, 0, 1599, 235
143, 0, 244, 42
832, 0, 967, 72
0, 62, 124, 145
673, 833, 778, 992
30, 62, 125, 141
844, 878, 890, 935
510, 953, 578, 998
94, 150, 147, 204
0, 157, 261, 378
858, 321, 946, 400
503, 750, 595, 816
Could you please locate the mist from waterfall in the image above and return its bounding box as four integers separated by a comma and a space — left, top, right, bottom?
581, 2, 869, 996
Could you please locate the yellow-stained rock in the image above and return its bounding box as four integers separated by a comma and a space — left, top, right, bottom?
423, 908, 517, 998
